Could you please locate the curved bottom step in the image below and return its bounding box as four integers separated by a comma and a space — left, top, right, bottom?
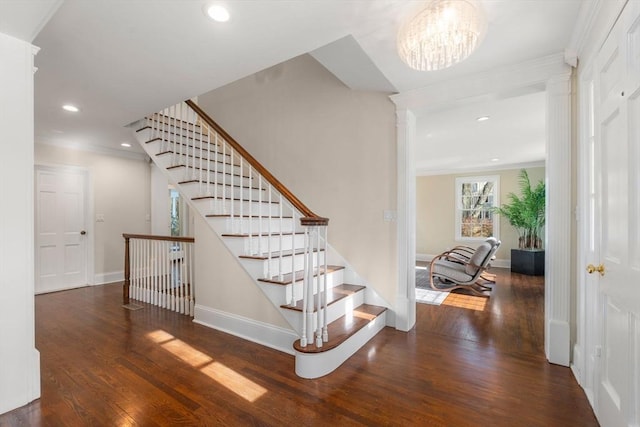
294, 304, 387, 379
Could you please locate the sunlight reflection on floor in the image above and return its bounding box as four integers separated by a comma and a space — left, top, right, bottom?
442, 293, 488, 311
146, 329, 267, 402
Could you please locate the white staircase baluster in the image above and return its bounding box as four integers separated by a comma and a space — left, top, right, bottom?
232, 148, 237, 224
221, 135, 226, 214
300, 227, 309, 348
214, 132, 220, 200
247, 165, 253, 255
278, 194, 283, 281
258, 175, 263, 256
239, 156, 244, 232
314, 227, 323, 348
322, 226, 329, 342
267, 186, 272, 280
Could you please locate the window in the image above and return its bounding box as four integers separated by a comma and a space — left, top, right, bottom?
455, 175, 499, 241
169, 188, 182, 236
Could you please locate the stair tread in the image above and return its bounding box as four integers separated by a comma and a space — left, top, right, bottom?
166, 164, 252, 179
281, 284, 365, 312
258, 265, 344, 285
147, 113, 200, 127
207, 214, 293, 219
221, 231, 304, 238
144, 136, 231, 158
157, 150, 241, 166
293, 304, 387, 353
239, 248, 323, 261
192, 195, 279, 203
179, 179, 264, 191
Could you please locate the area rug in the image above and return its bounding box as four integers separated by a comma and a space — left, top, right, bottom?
415, 266, 449, 305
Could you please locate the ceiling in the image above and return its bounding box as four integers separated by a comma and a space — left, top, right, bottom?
2, 0, 586, 172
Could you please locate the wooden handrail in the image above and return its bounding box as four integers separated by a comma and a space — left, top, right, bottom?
122, 233, 195, 243
185, 100, 329, 227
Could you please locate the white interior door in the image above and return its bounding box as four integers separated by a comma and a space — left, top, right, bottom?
593, 2, 640, 426
35, 166, 88, 294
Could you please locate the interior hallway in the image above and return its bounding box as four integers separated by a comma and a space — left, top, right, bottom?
0, 269, 598, 426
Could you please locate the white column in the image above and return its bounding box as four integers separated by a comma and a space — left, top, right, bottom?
0, 33, 41, 414
545, 69, 573, 366
395, 108, 416, 332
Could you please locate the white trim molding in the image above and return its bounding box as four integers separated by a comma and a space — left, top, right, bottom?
544, 69, 573, 367
394, 108, 417, 332
94, 271, 124, 285
194, 304, 298, 356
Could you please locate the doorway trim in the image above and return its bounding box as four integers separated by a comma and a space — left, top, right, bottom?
391, 53, 573, 366
34, 163, 94, 289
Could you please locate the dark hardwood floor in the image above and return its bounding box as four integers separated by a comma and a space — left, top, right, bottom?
0, 269, 598, 426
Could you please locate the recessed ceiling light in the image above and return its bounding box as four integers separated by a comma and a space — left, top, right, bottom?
121, 143, 131, 148
206, 5, 230, 22
62, 104, 79, 112
476, 116, 490, 122
491, 158, 500, 162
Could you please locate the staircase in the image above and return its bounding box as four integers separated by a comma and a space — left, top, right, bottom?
131, 100, 389, 378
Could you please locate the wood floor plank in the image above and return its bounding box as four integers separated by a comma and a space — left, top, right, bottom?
0, 269, 598, 426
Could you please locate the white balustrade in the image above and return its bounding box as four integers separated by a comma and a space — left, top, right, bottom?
123, 234, 195, 316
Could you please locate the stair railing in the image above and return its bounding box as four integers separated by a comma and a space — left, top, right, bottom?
123, 234, 195, 316
145, 100, 329, 348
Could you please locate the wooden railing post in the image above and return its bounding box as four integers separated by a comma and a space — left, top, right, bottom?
123, 235, 131, 306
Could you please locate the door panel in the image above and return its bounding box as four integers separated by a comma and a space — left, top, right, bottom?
35, 167, 88, 293
594, 2, 640, 426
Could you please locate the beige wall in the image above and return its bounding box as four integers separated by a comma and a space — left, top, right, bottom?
35, 144, 151, 281
197, 54, 398, 307
416, 166, 545, 261
193, 215, 290, 328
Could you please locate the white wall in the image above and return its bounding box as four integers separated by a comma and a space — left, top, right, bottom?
0, 32, 41, 415
35, 144, 151, 283
197, 54, 398, 306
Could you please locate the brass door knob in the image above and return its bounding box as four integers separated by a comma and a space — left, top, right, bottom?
586, 264, 605, 276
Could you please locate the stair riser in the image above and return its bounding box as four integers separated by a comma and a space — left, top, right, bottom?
295, 310, 387, 379
208, 217, 297, 235
179, 181, 264, 201
281, 290, 365, 332
192, 198, 282, 216
257, 269, 345, 311
156, 152, 244, 176
139, 126, 231, 161
241, 252, 326, 280
223, 234, 306, 256
166, 166, 254, 188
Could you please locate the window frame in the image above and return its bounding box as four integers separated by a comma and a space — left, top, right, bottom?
454, 175, 500, 242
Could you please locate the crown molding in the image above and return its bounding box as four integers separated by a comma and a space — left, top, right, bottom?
36, 140, 148, 161
390, 53, 570, 113
416, 160, 545, 177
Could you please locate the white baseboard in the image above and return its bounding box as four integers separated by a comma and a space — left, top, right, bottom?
193, 304, 298, 355
416, 253, 510, 269
94, 271, 124, 285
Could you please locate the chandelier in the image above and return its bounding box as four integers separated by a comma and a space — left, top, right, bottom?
397, 0, 485, 71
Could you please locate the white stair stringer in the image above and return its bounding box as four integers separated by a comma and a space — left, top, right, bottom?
131, 116, 391, 378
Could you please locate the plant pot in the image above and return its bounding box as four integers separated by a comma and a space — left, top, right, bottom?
511, 249, 545, 276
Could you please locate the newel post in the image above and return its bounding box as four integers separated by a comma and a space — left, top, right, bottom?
300, 217, 329, 348
123, 235, 131, 306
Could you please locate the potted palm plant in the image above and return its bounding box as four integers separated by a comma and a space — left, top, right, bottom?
494, 169, 545, 275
